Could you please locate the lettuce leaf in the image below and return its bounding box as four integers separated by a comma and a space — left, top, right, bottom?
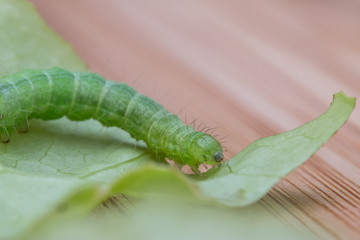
195, 92, 355, 206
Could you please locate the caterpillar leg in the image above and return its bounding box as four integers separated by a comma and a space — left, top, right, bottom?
0, 125, 12, 143
154, 153, 167, 164
16, 121, 30, 133
0, 135, 10, 143
191, 164, 201, 175
172, 161, 183, 169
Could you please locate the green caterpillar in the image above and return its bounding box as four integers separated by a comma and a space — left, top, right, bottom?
0, 68, 223, 172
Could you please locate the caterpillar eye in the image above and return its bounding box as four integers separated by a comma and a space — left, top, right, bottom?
201, 154, 207, 160
213, 151, 223, 162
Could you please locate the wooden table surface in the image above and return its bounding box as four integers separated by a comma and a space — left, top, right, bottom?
29, 0, 360, 239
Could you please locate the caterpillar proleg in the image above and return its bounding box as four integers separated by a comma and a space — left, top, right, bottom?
0, 68, 223, 172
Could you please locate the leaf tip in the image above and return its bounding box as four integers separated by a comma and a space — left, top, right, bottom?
334, 91, 356, 107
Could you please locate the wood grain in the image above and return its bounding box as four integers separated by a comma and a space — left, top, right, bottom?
29, 0, 360, 239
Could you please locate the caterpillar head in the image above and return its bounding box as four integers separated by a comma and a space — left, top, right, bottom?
188, 133, 223, 166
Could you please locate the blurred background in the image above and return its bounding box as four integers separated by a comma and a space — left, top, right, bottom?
29, 0, 360, 238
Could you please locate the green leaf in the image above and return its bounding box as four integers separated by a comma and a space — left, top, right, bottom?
0, 169, 102, 240
29, 200, 319, 240
0, 118, 151, 180
0, 0, 92, 238
0, 117, 154, 239
0, 0, 86, 75
195, 91, 355, 206
110, 165, 200, 201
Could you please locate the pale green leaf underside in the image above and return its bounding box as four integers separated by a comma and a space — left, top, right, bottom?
0, 119, 150, 181
30, 200, 318, 240
196, 91, 355, 206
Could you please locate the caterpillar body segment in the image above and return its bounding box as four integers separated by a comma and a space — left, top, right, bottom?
0, 68, 223, 170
